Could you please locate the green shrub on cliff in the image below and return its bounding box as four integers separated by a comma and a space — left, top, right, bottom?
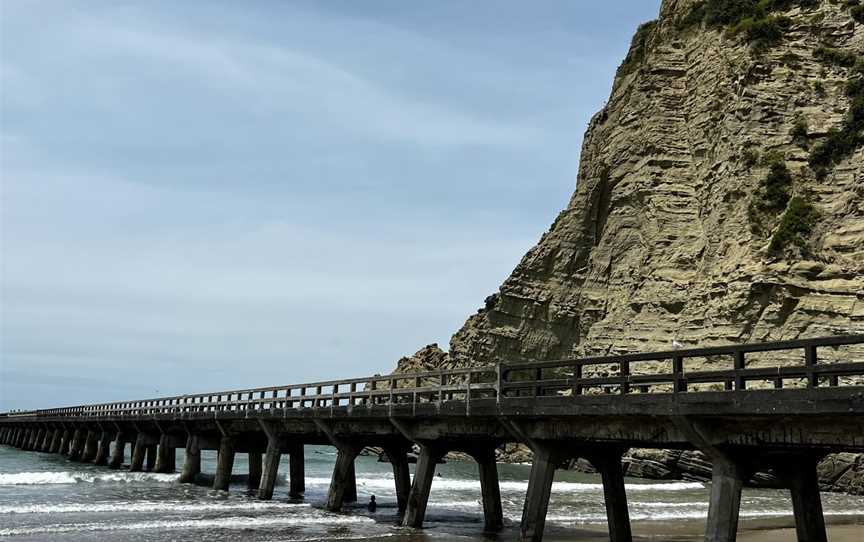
618, 20, 658, 77
769, 196, 819, 253
748, 153, 794, 234
682, 0, 818, 42
758, 154, 793, 211
809, 55, 864, 176
814, 46, 858, 68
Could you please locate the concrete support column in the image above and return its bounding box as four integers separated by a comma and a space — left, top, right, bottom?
521, 444, 560, 542
93, 431, 112, 466
27, 428, 39, 450
145, 444, 158, 471
385, 446, 412, 516
774, 455, 827, 542
130, 434, 147, 472
179, 434, 201, 483
109, 433, 127, 468
39, 428, 52, 451
326, 445, 362, 512
154, 434, 176, 473
49, 428, 63, 453
16, 428, 28, 448
589, 448, 632, 542
68, 429, 85, 461
345, 461, 358, 503
403, 445, 446, 528
289, 443, 305, 498
471, 448, 504, 532
81, 431, 99, 462
258, 439, 281, 500
59, 429, 71, 455
214, 436, 236, 491
705, 456, 745, 542
248, 451, 263, 490
42, 428, 55, 451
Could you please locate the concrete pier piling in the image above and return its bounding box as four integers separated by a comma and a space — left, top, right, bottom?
326, 445, 362, 512
130, 434, 148, 472
68, 429, 85, 461
520, 445, 559, 542
258, 440, 281, 499
384, 446, 412, 515
36, 427, 51, 452
705, 456, 745, 542
49, 428, 63, 453
403, 445, 445, 528
590, 449, 632, 542
145, 444, 157, 471
248, 451, 263, 490
59, 428, 71, 455
109, 433, 127, 468
154, 434, 176, 473
213, 436, 235, 491
81, 430, 98, 462
289, 443, 305, 498
93, 431, 112, 465
773, 454, 828, 542
471, 448, 504, 532
179, 434, 201, 483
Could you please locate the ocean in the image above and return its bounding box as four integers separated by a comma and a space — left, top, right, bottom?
1, 444, 863, 541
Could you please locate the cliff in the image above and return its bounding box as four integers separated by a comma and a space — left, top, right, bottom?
395, 0, 864, 493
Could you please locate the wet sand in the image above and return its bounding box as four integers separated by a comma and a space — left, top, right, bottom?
537, 517, 864, 541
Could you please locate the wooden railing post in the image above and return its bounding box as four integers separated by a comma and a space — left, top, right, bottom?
673, 356, 686, 393
572, 364, 582, 396
734, 351, 746, 391
805, 345, 818, 388
620, 361, 630, 395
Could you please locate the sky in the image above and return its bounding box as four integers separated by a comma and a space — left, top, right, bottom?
0, 0, 662, 411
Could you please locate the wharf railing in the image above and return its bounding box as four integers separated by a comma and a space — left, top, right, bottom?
3, 335, 863, 420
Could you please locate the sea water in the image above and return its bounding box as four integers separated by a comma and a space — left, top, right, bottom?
1, 444, 863, 541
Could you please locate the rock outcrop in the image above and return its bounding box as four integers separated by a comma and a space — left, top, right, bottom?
395, 0, 864, 494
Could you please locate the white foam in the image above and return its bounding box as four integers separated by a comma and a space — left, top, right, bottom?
305, 476, 704, 493
0, 471, 178, 486
0, 514, 375, 536
0, 500, 310, 515
536, 509, 864, 525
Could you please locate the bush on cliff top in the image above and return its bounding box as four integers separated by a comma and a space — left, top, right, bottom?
682, 0, 818, 36
617, 20, 658, 77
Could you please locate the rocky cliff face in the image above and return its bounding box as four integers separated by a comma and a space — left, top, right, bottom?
447, 0, 864, 366
395, 0, 864, 493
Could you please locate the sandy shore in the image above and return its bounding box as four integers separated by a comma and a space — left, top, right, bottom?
536, 517, 864, 541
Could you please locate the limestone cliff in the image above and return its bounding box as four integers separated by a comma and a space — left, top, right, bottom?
396, 0, 864, 493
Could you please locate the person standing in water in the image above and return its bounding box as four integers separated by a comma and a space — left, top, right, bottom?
367, 495, 377, 513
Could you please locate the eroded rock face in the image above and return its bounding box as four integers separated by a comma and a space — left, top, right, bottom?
395, 0, 864, 494
449, 0, 863, 365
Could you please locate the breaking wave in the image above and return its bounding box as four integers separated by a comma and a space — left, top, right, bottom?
0, 471, 178, 486
0, 515, 375, 537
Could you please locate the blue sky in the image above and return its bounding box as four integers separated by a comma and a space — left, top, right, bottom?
0, 0, 661, 410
